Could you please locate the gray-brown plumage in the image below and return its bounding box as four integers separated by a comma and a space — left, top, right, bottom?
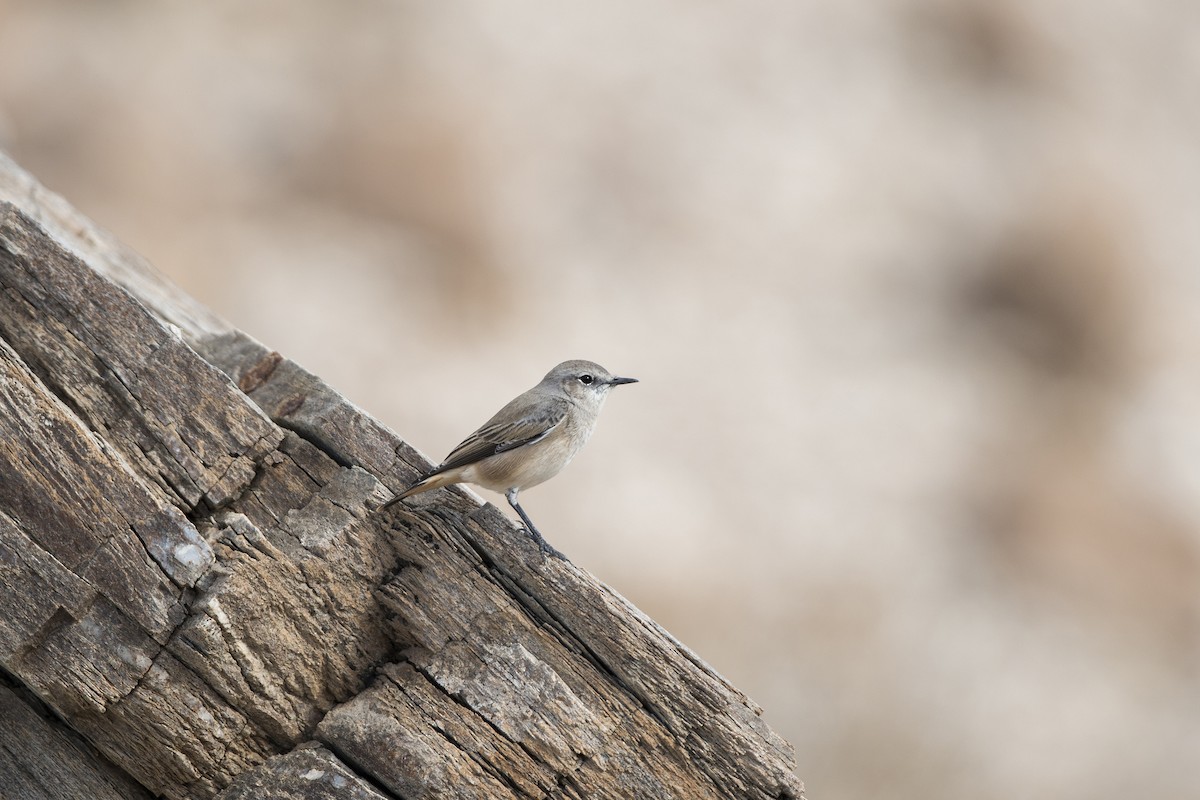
384, 360, 637, 558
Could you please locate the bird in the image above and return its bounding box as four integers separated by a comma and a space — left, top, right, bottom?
383, 360, 637, 558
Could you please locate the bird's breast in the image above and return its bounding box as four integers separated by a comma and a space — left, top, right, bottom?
469, 418, 593, 492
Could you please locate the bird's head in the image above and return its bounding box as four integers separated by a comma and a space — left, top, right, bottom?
543, 360, 638, 407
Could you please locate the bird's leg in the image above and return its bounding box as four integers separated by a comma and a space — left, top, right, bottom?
505, 488, 567, 560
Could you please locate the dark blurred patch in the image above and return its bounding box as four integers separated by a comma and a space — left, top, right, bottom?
904, 0, 1053, 90
960, 193, 1134, 386
957, 190, 1200, 668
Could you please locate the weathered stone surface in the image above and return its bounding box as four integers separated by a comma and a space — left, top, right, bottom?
0, 683, 153, 800
317, 663, 544, 799
0, 204, 284, 513
0, 150, 230, 340
214, 745, 389, 800
198, 331, 430, 491
0, 152, 803, 799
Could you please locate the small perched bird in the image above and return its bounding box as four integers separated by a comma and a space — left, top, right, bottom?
383, 360, 637, 558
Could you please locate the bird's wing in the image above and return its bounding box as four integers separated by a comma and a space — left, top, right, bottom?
427, 396, 569, 477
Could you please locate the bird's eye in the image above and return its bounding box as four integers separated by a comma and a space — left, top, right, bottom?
579, 374, 595, 385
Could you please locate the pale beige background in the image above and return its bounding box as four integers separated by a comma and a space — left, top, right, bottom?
3, 2, 1199, 798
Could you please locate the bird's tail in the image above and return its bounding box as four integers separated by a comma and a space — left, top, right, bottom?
379, 470, 457, 511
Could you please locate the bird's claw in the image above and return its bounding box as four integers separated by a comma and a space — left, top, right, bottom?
522, 526, 568, 561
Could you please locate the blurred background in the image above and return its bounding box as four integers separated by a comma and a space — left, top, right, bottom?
3, 1, 1199, 797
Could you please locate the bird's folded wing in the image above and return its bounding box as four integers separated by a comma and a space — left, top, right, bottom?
429, 399, 568, 476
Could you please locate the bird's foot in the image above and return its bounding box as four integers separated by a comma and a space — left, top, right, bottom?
523, 526, 568, 561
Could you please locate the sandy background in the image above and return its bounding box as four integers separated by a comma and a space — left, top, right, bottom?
3, 2, 1200, 797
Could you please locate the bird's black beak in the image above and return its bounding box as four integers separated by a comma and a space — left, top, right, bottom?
608, 376, 638, 386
